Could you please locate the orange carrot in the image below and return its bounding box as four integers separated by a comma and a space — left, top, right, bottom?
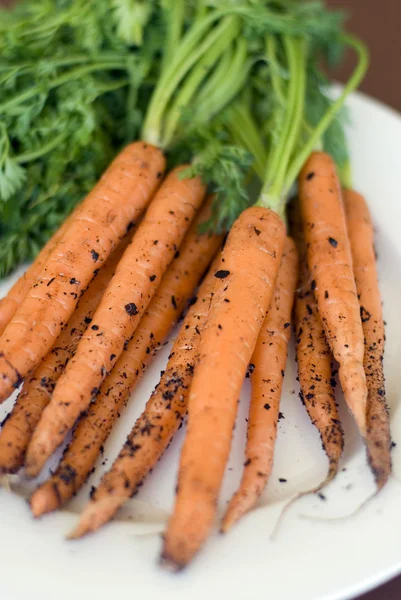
25, 169, 206, 477
299, 152, 367, 437
221, 237, 298, 532
344, 188, 392, 489
161, 206, 285, 570
295, 258, 344, 482
67, 254, 221, 539
0, 142, 166, 403
0, 233, 133, 475
30, 201, 223, 517
0, 204, 81, 337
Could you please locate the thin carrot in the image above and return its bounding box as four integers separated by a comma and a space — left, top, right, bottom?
68, 253, 221, 539
0, 204, 81, 337
30, 201, 223, 517
25, 169, 206, 477
295, 259, 344, 482
0, 142, 166, 403
299, 152, 368, 437
344, 188, 392, 489
0, 233, 133, 475
161, 206, 284, 570
221, 236, 298, 532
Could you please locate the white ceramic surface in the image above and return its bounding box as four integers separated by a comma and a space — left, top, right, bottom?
0, 89, 400, 600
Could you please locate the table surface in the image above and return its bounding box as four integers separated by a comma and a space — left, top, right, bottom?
1, 0, 401, 598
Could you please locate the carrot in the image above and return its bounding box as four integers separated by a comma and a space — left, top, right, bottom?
25, 168, 206, 477
0, 233, 133, 475
299, 152, 368, 437
221, 236, 298, 532
0, 142, 166, 403
67, 253, 221, 539
29, 201, 223, 516
344, 188, 392, 489
0, 204, 80, 337
160, 206, 285, 570
295, 259, 344, 482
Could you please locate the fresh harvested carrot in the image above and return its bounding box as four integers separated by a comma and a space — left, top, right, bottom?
344, 188, 392, 489
25, 169, 206, 477
0, 204, 80, 337
295, 259, 344, 482
30, 201, 223, 516
221, 237, 298, 532
68, 254, 221, 539
0, 233, 133, 475
161, 206, 285, 571
0, 142, 166, 403
299, 152, 367, 437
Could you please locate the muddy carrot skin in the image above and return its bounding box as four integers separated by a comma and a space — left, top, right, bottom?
344, 188, 392, 489
30, 202, 223, 517
299, 152, 367, 437
0, 142, 166, 403
161, 206, 285, 571
221, 237, 298, 532
0, 205, 80, 337
0, 234, 133, 475
295, 259, 344, 481
67, 255, 221, 539
25, 168, 206, 477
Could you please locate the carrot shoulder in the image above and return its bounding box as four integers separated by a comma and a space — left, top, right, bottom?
0, 142, 166, 403
30, 201, 222, 517
344, 188, 392, 489
25, 169, 206, 477
299, 152, 367, 437
222, 236, 298, 532
0, 204, 80, 337
68, 254, 221, 539
161, 206, 285, 571
0, 233, 132, 475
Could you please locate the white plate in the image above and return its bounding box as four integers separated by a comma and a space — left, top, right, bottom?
0, 90, 401, 600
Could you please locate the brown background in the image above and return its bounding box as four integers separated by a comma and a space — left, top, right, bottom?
1, 0, 401, 598
329, 2, 401, 598
329, 0, 401, 111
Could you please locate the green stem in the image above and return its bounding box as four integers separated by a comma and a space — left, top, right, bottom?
338, 160, 353, 189
0, 54, 132, 73
194, 38, 250, 127
142, 13, 238, 146
226, 103, 267, 180
269, 37, 306, 201
15, 131, 68, 164
162, 18, 240, 148
0, 61, 129, 113
259, 35, 299, 205
161, 0, 186, 73
266, 35, 286, 107
284, 34, 368, 194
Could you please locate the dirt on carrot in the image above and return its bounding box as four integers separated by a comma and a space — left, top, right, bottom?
344, 188, 392, 489
222, 236, 298, 532
0, 142, 166, 403
67, 253, 221, 539
161, 206, 285, 571
24, 167, 205, 477
30, 200, 223, 517
299, 152, 367, 438
0, 232, 133, 475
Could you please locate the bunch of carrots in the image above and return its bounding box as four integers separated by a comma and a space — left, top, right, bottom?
0, 0, 392, 571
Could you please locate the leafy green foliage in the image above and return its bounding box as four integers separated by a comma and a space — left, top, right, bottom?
305, 67, 350, 171
171, 125, 254, 233
0, 0, 160, 277
0, 0, 358, 277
